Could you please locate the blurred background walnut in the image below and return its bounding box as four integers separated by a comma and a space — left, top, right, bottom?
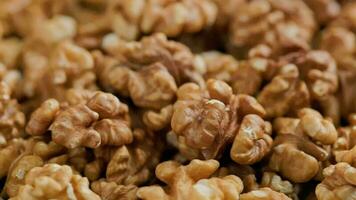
107, 0, 217, 40
9, 164, 101, 200
302, 0, 340, 25
228, 0, 316, 57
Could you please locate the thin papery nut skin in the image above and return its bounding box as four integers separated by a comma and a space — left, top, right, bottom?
26, 99, 60, 136
137, 159, 244, 200
9, 164, 101, 200
91, 180, 138, 200
50, 104, 101, 149
231, 114, 273, 165
5, 155, 44, 197
316, 163, 356, 200
269, 143, 320, 183
240, 188, 292, 200
143, 105, 173, 131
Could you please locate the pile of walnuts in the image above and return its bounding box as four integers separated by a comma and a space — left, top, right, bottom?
0, 0, 355, 199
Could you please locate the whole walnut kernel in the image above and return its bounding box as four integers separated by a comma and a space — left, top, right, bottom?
230, 114, 273, 165
9, 164, 101, 200
240, 188, 292, 200
91, 180, 138, 200
316, 163, 356, 200
171, 79, 265, 159
107, 0, 217, 40
137, 159, 244, 200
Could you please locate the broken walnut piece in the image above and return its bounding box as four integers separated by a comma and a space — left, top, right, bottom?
230, 114, 273, 165
260, 172, 299, 199
91, 179, 138, 200
137, 159, 244, 200
269, 134, 328, 183
316, 162, 356, 200
143, 105, 173, 131
9, 163, 100, 200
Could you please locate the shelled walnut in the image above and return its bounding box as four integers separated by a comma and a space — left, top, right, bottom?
137, 159, 244, 200
316, 163, 356, 200
269, 108, 337, 182
26, 91, 132, 149
171, 79, 265, 159
9, 164, 101, 200
91, 179, 138, 200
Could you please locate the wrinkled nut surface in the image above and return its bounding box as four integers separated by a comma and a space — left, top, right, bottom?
27, 91, 132, 149
230, 114, 273, 165
9, 164, 101, 200
260, 172, 298, 199
172, 79, 265, 159
137, 159, 244, 200
316, 163, 356, 200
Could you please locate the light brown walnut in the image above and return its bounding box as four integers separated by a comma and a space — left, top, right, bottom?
316, 163, 356, 200
257, 64, 310, 118
137, 159, 244, 200
240, 188, 292, 200
230, 114, 273, 165
260, 172, 299, 199
172, 79, 265, 159
143, 105, 173, 131
91, 180, 138, 200
303, 0, 340, 24
9, 164, 101, 200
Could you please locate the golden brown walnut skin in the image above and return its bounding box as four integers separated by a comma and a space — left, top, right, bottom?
137, 159, 244, 200
260, 172, 298, 199
91, 180, 138, 200
9, 164, 101, 200
26, 99, 60, 136
171, 79, 265, 159
229, 0, 316, 57
107, 0, 217, 40
230, 114, 273, 165
240, 188, 292, 200
316, 163, 356, 200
